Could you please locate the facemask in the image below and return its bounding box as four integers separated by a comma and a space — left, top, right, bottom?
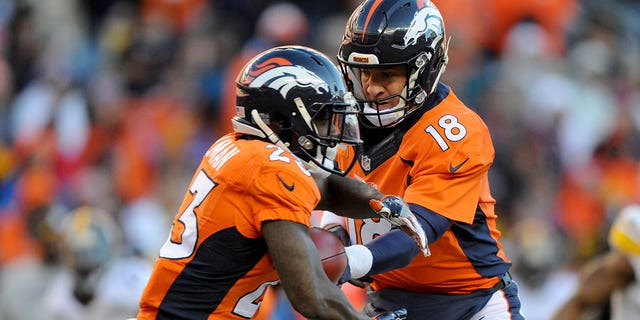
307, 144, 338, 180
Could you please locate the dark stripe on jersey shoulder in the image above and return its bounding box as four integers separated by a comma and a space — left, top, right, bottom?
359, 83, 450, 174
450, 206, 510, 278
429, 82, 450, 107
157, 227, 268, 320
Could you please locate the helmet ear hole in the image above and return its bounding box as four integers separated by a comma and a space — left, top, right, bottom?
272, 112, 293, 143
273, 112, 291, 129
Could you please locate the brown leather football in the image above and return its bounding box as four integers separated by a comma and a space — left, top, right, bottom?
309, 227, 348, 284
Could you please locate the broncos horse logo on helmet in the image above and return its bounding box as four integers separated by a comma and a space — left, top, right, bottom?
401, 4, 444, 49
232, 45, 361, 176
245, 59, 331, 99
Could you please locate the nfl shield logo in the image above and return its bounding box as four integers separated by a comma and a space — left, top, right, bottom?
361, 155, 371, 172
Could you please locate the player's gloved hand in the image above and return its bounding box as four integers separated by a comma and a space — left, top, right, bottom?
370, 195, 430, 256
337, 263, 373, 288
337, 263, 351, 286
371, 308, 407, 320
324, 224, 351, 247
348, 276, 373, 288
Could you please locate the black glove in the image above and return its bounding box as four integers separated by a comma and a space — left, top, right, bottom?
324, 223, 351, 247
338, 263, 351, 286
347, 276, 373, 288
372, 308, 407, 320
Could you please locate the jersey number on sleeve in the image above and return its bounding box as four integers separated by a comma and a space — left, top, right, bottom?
424, 114, 467, 152
348, 217, 394, 244
267, 144, 311, 175
159, 170, 216, 259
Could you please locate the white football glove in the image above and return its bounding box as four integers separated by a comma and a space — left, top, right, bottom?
369, 195, 430, 257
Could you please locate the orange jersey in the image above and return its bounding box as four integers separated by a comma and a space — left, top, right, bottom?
138, 133, 320, 319
337, 84, 510, 294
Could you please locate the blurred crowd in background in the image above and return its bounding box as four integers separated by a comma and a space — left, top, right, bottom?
0, 0, 639, 319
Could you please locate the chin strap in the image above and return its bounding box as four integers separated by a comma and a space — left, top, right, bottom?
293, 97, 314, 132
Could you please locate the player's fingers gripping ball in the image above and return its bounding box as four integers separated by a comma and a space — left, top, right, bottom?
370, 196, 430, 256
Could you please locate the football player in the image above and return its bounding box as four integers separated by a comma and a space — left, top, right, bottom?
42, 206, 150, 320
552, 204, 640, 320
320, 0, 525, 319
136, 45, 408, 320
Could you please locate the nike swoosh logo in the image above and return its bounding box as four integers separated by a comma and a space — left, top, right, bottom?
276, 174, 295, 191
449, 157, 470, 173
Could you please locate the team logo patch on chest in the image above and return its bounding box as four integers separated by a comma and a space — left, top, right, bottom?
360, 155, 371, 172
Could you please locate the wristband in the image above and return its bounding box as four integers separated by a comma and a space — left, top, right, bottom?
344, 244, 373, 279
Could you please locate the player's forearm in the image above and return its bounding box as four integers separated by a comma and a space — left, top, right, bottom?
550, 297, 585, 320
283, 256, 368, 320
578, 251, 634, 303
345, 206, 450, 278
293, 285, 369, 320
264, 221, 368, 320
315, 174, 383, 219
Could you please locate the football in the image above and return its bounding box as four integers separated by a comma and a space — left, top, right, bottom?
309, 227, 348, 284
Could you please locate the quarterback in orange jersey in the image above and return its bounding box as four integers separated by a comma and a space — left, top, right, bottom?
136, 46, 411, 320
320, 0, 526, 319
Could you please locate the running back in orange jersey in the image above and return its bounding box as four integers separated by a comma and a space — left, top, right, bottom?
336, 84, 511, 294
137, 133, 320, 319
